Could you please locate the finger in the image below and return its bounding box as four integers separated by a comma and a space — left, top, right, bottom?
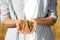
30, 19, 37, 26
29, 19, 37, 30
31, 19, 36, 23
16, 23, 20, 31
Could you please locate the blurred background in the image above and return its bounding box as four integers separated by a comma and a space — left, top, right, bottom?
0, 0, 60, 40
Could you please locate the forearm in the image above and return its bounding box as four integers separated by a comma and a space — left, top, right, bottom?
2, 19, 18, 27
35, 16, 56, 26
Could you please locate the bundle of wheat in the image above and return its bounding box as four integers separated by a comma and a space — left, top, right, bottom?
17, 20, 36, 34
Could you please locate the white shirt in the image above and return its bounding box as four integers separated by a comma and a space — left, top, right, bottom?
0, 0, 57, 40
11, 0, 38, 20
24, 0, 38, 20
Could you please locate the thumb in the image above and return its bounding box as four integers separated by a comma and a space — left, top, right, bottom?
29, 19, 37, 30
16, 23, 20, 31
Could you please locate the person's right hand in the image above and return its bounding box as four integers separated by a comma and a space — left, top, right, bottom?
16, 20, 29, 34
16, 20, 23, 32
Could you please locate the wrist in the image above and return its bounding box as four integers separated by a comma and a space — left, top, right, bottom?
34, 19, 38, 25
30, 19, 37, 26
15, 20, 20, 24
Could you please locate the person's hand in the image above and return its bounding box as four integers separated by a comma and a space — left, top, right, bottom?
16, 19, 37, 34
16, 20, 24, 32
29, 19, 37, 31
16, 20, 30, 34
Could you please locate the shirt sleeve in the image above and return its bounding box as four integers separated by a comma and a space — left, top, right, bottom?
0, 0, 10, 24
47, 0, 57, 21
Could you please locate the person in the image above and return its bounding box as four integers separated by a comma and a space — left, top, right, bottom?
0, 0, 57, 40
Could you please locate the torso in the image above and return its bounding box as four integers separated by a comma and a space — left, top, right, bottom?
5, 0, 54, 40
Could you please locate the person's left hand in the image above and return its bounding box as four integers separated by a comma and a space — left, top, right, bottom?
29, 19, 37, 31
